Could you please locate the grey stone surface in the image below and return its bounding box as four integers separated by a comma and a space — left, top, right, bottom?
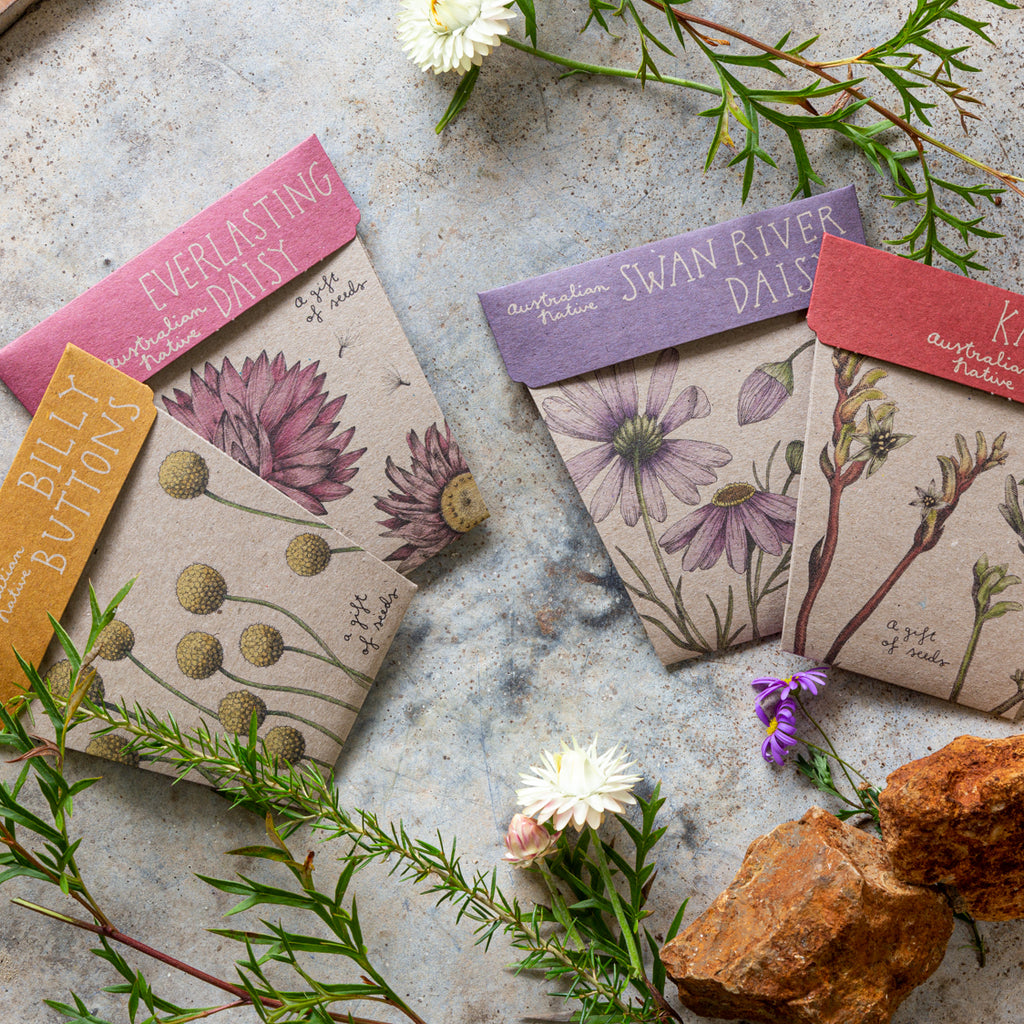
1, 2, 1022, 1022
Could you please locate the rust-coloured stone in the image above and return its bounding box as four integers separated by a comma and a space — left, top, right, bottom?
660, 807, 951, 1024
879, 733, 1024, 921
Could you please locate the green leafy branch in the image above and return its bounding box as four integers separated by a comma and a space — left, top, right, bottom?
438, 0, 1021, 272
0, 586, 687, 1024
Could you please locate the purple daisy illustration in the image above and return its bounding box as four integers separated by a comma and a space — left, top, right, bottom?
162, 352, 365, 516
541, 349, 732, 527
659, 482, 797, 573
375, 422, 488, 572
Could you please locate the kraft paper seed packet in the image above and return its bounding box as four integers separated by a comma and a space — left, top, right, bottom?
0, 346, 417, 779
480, 188, 864, 666
0, 136, 487, 574
783, 235, 1024, 719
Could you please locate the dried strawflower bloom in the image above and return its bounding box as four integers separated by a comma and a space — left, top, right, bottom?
517, 739, 642, 831
158, 450, 210, 499
175, 632, 224, 680
176, 564, 228, 615
218, 690, 268, 734
502, 813, 559, 867
398, 0, 517, 75
239, 624, 285, 667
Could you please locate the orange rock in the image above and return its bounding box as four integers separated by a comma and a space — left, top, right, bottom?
660, 807, 951, 1024
879, 733, 1024, 920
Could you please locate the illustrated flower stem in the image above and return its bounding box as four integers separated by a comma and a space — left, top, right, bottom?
745, 551, 761, 642
633, 460, 711, 651
793, 460, 864, 654
266, 708, 346, 748
203, 489, 335, 530
786, 338, 817, 365
127, 653, 217, 717
9, 898, 395, 1024
218, 667, 361, 712
225, 595, 374, 688
952, 614, 988, 705
283, 644, 365, 677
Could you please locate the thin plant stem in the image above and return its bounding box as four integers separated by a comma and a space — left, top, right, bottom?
589, 837, 644, 978
203, 489, 335, 530
218, 667, 361, 711
951, 610, 987, 704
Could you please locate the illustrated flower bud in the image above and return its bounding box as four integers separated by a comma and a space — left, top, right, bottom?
264, 725, 306, 767
47, 660, 105, 704
175, 631, 224, 679
218, 690, 268, 734
501, 813, 559, 867
239, 623, 285, 667
785, 440, 804, 476
177, 563, 228, 614
737, 359, 795, 426
95, 620, 135, 661
158, 450, 210, 499
286, 533, 332, 576
86, 732, 140, 768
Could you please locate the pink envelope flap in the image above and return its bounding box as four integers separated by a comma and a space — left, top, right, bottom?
0, 135, 360, 413
809, 234, 1024, 404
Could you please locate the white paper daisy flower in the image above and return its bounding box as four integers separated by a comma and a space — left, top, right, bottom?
398, 0, 517, 75
517, 739, 642, 831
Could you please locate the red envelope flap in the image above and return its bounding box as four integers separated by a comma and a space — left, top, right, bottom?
808, 235, 1024, 404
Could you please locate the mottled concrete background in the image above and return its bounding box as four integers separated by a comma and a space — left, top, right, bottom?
1, 2, 1022, 1022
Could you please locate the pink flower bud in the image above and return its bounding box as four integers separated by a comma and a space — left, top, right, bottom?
737, 359, 795, 426
502, 813, 558, 867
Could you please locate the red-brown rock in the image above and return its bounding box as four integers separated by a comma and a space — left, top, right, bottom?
879, 733, 1024, 921
660, 807, 952, 1024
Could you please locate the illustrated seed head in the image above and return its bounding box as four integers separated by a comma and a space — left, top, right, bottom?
159, 450, 210, 499
218, 690, 268, 734
239, 623, 285, 667
177, 563, 228, 614
47, 660, 105, 704
95, 620, 135, 661
175, 632, 224, 679
286, 533, 331, 576
264, 725, 306, 767
86, 732, 140, 768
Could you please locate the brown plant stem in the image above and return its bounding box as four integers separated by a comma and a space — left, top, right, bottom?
641, 0, 1024, 196
10, 898, 414, 1024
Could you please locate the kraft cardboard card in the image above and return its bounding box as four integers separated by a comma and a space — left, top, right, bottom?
782, 235, 1024, 719
1, 348, 416, 777
480, 188, 864, 666
0, 136, 488, 572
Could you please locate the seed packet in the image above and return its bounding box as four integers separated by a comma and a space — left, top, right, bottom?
0, 135, 487, 573
782, 235, 1024, 719
480, 188, 864, 666
1, 346, 416, 777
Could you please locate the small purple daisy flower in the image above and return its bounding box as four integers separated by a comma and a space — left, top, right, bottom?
751, 667, 828, 706
757, 696, 799, 765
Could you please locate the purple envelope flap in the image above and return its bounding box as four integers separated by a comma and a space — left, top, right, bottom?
479, 186, 863, 388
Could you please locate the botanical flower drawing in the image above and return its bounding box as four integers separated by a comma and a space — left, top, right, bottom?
398, 0, 517, 75
659, 483, 796, 573
375, 422, 488, 572
542, 349, 732, 527
162, 352, 364, 516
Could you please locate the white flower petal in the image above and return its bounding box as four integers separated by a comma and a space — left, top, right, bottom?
397, 0, 516, 75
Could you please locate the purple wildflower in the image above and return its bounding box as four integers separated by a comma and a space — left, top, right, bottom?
541, 349, 732, 527
659, 483, 796, 573
751, 667, 828, 706
736, 360, 794, 426
757, 696, 800, 765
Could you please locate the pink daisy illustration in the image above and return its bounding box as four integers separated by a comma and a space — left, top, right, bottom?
375, 422, 488, 571
541, 349, 732, 526
162, 352, 364, 516
659, 483, 797, 573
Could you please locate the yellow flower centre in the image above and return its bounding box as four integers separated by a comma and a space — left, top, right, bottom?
440, 472, 488, 533
712, 482, 756, 507
766, 716, 779, 736
429, 0, 481, 32
612, 414, 664, 464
